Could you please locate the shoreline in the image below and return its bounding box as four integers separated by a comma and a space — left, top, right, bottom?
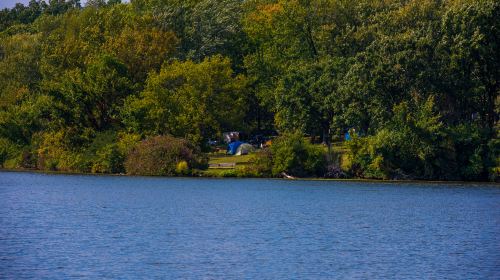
1, 168, 498, 186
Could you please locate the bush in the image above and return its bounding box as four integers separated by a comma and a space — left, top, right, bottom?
487, 127, 500, 182
220, 169, 239, 177
36, 131, 71, 171
346, 132, 391, 179
346, 97, 496, 181
91, 144, 124, 174
28, 130, 134, 174
346, 97, 448, 180
324, 164, 347, 179
125, 135, 207, 176
255, 133, 326, 177
0, 137, 18, 167
252, 148, 274, 177
175, 160, 189, 175
449, 123, 495, 181
117, 132, 141, 155
35, 131, 91, 172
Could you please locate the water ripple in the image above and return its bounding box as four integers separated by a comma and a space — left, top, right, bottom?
0, 171, 499, 279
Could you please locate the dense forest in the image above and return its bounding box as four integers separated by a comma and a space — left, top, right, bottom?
0, 0, 498, 180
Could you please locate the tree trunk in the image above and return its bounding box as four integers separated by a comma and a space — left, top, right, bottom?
323, 126, 332, 164
486, 85, 498, 129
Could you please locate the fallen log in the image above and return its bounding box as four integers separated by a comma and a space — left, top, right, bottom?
281, 172, 296, 179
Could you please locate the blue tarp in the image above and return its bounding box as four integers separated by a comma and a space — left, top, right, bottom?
345, 128, 359, 141
344, 132, 351, 141
227, 141, 243, 155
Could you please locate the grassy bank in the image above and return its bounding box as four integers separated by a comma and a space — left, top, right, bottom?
202, 150, 257, 177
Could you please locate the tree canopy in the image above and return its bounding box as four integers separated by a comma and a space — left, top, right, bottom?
0, 0, 498, 180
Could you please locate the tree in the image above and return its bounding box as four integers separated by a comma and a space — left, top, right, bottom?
0, 33, 42, 144
104, 26, 178, 84
143, 0, 247, 65
122, 55, 247, 146
47, 55, 133, 131
438, 0, 499, 129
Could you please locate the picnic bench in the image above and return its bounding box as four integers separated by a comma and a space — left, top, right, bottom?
208, 163, 236, 169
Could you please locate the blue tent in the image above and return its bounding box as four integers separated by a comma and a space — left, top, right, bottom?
227, 141, 243, 155
345, 128, 359, 141
344, 132, 351, 141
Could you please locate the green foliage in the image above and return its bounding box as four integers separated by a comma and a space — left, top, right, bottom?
0, 137, 19, 167
0, 0, 80, 33
273, 57, 349, 141
47, 54, 134, 131
125, 135, 207, 176
252, 147, 273, 177
116, 132, 141, 155
91, 144, 124, 173
33, 129, 129, 173
144, 0, 247, 64
202, 167, 262, 178
35, 130, 88, 172
347, 97, 496, 180
123, 55, 248, 147
345, 134, 388, 180
175, 160, 189, 175
487, 122, 500, 181
254, 133, 325, 177
0, 0, 497, 180
104, 25, 179, 83
448, 123, 494, 180
347, 97, 447, 179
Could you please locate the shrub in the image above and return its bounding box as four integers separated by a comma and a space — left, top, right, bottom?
36, 131, 91, 172
20, 149, 37, 169
346, 97, 448, 180
324, 164, 347, 179
487, 127, 500, 182
0, 137, 18, 167
31, 130, 136, 174
345, 97, 497, 181
125, 135, 207, 176
252, 148, 273, 177
91, 144, 124, 174
220, 169, 238, 177
36, 131, 70, 171
255, 133, 326, 177
175, 160, 189, 175
117, 132, 141, 155
346, 131, 393, 180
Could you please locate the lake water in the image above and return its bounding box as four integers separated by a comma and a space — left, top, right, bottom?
0, 171, 499, 279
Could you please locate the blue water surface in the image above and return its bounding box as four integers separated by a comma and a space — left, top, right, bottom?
1, 171, 499, 279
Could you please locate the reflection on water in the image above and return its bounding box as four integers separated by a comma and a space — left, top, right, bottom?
1, 171, 499, 279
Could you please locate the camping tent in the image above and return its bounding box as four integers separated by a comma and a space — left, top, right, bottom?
235, 143, 255, 155
227, 141, 242, 155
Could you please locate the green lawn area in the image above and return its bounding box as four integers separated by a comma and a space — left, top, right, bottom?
202, 142, 350, 177
208, 142, 347, 166
320, 141, 348, 153
202, 151, 257, 177
209, 154, 255, 165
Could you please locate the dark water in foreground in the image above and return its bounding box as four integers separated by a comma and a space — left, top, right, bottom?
0, 171, 499, 279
